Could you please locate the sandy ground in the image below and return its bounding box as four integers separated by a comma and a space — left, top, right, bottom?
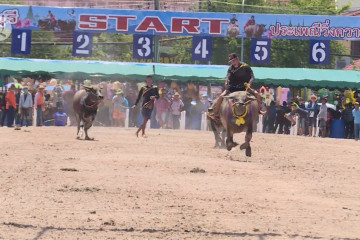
0, 126, 360, 240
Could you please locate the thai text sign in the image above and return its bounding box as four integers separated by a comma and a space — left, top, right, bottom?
1, 5, 360, 40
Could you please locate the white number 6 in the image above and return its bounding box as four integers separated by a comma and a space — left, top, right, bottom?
312, 42, 326, 62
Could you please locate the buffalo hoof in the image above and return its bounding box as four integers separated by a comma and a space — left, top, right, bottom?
85, 137, 94, 141
240, 142, 249, 150
76, 136, 81, 140
246, 147, 252, 157
226, 145, 232, 151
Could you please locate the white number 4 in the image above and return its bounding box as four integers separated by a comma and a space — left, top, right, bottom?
195, 39, 209, 59
254, 41, 268, 61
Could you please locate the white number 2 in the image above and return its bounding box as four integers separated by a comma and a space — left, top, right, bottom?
312, 42, 326, 62
76, 34, 90, 55
137, 37, 151, 57
254, 40, 268, 61
194, 39, 209, 59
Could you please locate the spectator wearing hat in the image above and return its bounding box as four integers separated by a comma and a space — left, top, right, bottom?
318, 96, 328, 138
352, 102, 360, 141
0, 91, 7, 126
155, 89, 170, 129
19, 86, 33, 127
112, 89, 128, 127
200, 92, 210, 113
170, 92, 184, 129
296, 97, 306, 135
15, 87, 22, 125
284, 102, 309, 131
307, 94, 318, 137
342, 103, 354, 139
34, 85, 45, 126
5, 84, 16, 127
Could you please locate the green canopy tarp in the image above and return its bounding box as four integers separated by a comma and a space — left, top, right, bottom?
1, 57, 360, 88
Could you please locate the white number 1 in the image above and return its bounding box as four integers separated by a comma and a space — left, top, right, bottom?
17, 32, 27, 52
195, 39, 209, 59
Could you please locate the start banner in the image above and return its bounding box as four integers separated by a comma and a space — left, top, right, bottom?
1, 4, 360, 40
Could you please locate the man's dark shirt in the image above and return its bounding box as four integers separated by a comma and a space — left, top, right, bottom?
230, 18, 238, 24
225, 63, 254, 92
289, 108, 308, 119
134, 85, 159, 109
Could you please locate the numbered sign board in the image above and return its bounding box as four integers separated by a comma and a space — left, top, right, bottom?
192, 36, 212, 61
72, 31, 93, 57
11, 29, 31, 55
309, 40, 330, 65
250, 38, 270, 64
133, 34, 153, 59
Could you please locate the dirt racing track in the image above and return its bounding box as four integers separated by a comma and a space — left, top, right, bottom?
0, 127, 359, 240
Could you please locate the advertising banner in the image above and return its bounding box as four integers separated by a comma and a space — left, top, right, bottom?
1, 5, 360, 40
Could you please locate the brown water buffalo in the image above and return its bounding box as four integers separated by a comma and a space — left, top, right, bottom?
73, 86, 104, 140
217, 91, 259, 157
226, 25, 240, 37
244, 24, 266, 38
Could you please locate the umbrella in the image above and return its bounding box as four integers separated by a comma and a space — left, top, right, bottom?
6, 82, 23, 88
45, 85, 71, 91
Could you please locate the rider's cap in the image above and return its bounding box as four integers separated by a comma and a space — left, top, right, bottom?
228, 53, 238, 63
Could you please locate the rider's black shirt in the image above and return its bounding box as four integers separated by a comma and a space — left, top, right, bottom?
225, 62, 254, 92
230, 18, 238, 24
134, 85, 159, 109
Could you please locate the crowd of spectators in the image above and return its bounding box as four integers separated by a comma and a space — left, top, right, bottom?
261, 94, 360, 140
1, 77, 360, 141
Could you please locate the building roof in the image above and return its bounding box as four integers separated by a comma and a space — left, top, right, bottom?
343, 59, 360, 70
342, 9, 360, 16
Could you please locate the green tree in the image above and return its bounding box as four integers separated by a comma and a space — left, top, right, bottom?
206, 0, 350, 68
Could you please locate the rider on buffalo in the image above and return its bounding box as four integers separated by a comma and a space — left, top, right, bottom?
208, 53, 263, 123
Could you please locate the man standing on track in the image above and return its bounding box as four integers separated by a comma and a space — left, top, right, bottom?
132, 75, 159, 137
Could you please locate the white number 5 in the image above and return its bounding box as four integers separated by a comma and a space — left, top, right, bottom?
254, 41, 268, 61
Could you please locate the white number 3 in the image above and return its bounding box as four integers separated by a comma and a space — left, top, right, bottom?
138, 37, 151, 57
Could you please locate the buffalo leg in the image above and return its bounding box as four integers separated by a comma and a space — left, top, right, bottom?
84, 121, 93, 140
210, 119, 221, 148
75, 113, 81, 139
220, 130, 226, 148
240, 126, 253, 157
84, 115, 95, 140
225, 131, 239, 151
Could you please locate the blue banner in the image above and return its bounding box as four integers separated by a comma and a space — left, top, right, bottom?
1, 5, 360, 40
